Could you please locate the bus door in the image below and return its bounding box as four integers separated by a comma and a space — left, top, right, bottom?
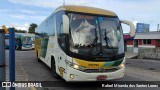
55, 11, 67, 77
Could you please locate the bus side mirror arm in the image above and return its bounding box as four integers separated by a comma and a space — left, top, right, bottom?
120, 20, 136, 37
62, 15, 69, 34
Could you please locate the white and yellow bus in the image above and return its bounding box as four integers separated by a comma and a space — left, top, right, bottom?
35, 5, 135, 81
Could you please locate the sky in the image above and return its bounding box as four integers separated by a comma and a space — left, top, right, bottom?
0, 0, 160, 33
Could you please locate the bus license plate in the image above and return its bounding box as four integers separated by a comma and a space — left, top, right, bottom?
97, 75, 107, 80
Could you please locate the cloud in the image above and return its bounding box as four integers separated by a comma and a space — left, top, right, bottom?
66, 0, 91, 5
8, 0, 91, 8
8, 0, 62, 8
8, 0, 160, 19
9, 14, 46, 21
8, 14, 46, 31
82, 0, 160, 31
20, 10, 35, 14
8, 0, 160, 20
9, 22, 30, 31
7, 0, 160, 31
0, 9, 11, 13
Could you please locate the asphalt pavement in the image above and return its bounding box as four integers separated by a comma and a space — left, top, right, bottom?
1, 50, 160, 90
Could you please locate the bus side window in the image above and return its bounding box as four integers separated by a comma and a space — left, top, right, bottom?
48, 15, 55, 36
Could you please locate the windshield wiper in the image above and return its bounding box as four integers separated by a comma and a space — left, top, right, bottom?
104, 30, 109, 48
104, 30, 116, 58
104, 30, 118, 49
93, 28, 98, 46
89, 28, 101, 55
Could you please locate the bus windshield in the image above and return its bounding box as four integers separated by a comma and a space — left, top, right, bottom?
68, 13, 124, 57
22, 37, 33, 45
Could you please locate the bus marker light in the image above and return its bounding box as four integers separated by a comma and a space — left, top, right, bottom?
70, 74, 74, 79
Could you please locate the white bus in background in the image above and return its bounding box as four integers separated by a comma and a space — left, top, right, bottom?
5, 33, 35, 50
35, 5, 135, 81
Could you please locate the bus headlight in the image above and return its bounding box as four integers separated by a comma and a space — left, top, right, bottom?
73, 64, 79, 69
65, 60, 85, 71
118, 63, 125, 69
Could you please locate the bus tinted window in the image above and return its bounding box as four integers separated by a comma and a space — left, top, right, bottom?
36, 15, 55, 37
55, 11, 67, 51
48, 15, 55, 36
55, 11, 64, 35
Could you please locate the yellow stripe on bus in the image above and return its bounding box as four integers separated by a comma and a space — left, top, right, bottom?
74, 58, 114, 69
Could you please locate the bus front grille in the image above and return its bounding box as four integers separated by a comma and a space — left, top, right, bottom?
83, 68, 119, 73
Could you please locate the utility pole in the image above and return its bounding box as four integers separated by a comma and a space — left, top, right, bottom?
157, 24, 159, 31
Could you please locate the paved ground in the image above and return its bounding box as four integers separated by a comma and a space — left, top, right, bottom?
125, 52, 138, 59
1, 50, 160, 90
126, 59, 160, 72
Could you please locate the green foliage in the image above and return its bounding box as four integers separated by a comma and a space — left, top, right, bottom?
15, 29, 27, 33
28, 23, 38, 33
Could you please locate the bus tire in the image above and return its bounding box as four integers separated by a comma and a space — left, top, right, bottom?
36, 51, 41, 62
51, 57, 60, 79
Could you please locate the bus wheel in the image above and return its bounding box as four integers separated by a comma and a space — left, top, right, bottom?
51, 57, 60, 78
36, 51, 41, 62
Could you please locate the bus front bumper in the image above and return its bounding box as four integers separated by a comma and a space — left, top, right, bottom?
65, 65, 125, 81
22, 46, 33, 50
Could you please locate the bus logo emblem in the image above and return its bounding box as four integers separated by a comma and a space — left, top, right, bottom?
99, 68, 105, 72
88, 64, 99, 66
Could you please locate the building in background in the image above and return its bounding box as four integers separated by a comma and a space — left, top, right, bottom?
124, 31, 160, 53
123, 23, 160, 53
134, 31, 160, 48
123, 33, 134, 52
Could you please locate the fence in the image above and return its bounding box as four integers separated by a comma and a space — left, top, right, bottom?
138, 48, 160, 60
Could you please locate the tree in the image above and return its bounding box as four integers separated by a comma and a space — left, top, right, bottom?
15, 29, 27, 33
28, 23, 38, 33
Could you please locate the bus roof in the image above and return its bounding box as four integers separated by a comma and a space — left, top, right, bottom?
55, 5, 117, 16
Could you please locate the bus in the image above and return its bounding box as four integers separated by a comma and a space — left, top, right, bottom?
5, 33, 35, 50
35, 5, 135, 81
4, 34, 9, 49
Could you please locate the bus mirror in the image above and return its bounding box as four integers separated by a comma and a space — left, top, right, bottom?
62, 15, 69, 34
120, 20, 136, 37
